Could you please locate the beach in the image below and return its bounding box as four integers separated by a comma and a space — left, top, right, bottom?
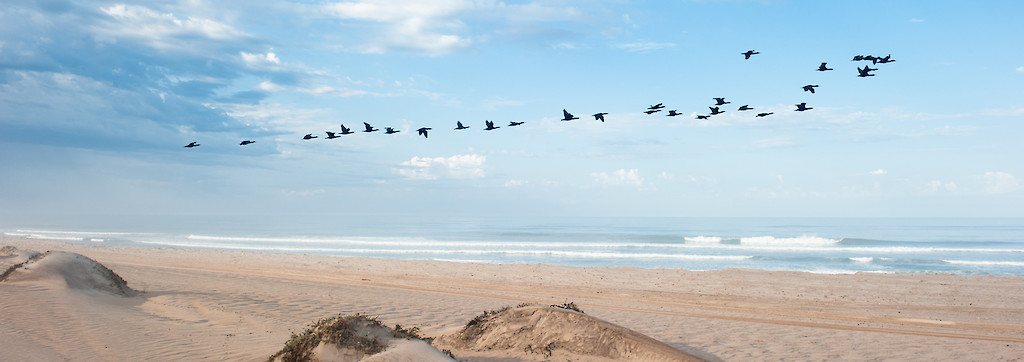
2, 235, 1023, 361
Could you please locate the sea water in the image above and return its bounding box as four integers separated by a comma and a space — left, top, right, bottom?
4, 216, 1023, 276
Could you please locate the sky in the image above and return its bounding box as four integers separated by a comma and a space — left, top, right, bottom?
1, 0, 1023, 223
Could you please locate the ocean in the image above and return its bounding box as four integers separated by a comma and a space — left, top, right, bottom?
4, 216, 1023, 276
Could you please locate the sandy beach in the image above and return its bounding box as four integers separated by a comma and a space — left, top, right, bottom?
2, 235, 1023, 361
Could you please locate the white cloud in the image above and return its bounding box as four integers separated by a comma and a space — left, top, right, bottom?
617, 41, 676, 53
97, 4, 250, 51
398, 154, 486, 180
869, 169, 887, 175
909, 18, 924, 23
1017, 66, 1024, 73
925, 180, 958, 193
324, 0, 473, 55
504, 179, 527, 187
592, 169, 643, 186
980, 171, 1020, 194
241, 51, 281, 67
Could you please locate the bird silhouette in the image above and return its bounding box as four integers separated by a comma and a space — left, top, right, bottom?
713, 97, 731, 106
864, 55, 878, 64
666, 110, 682, 116
416, 127, 431, 138
795, 103, 812, 111
738, 105, 753, 111
852, 55, 865, 61
857, 65, 877, 77
303, 134, 318, 140
803, 85, 819, 93
709, 107, 725, 115
593, 112, 608, 122
696, 114, 710, 120
339, 124, 355, 135
742, 50, 759, 59
561, 109, 579, 121
817, 62, 833, 71
325, 131, 340, 139
455, 121, 469, 130
240, 140, 255, 145
756, 112, 774, 117
385, 127, 400, 134
484, 120, 499, 130
508, 121, 524, 126
184, 142, 200, 148
644, 109, 662, 114
363, 122, 378, 132
648, 103, 665, 110
876, 54, 895, 64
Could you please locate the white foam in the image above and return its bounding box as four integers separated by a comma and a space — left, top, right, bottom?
685, 236, 723, 243
850, 257, 874, 263
943, 260, 1024, 267
740, 235, 841, 247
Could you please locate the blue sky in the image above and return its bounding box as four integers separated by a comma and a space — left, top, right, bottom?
1, 0, 1022, 221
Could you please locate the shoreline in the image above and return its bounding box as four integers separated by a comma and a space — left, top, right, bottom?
3, 235, 1023, 360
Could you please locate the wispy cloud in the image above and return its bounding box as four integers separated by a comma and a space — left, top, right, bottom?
397, 154, 486, 180
980, 171, 1020, 194
869, 169, 887, 175
616, 41, 676, 53
909, 18, 925, 23
592, 169, 644, 186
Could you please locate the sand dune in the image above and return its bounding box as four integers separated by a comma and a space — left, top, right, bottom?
2, 248, 135, 297
2, 236, 1023, 361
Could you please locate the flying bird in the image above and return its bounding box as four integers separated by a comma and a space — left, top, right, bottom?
864, 55, 879, 64
817, 62, 833, 71
239, 140, 255, 145
738, 105, 753, 111
709, 107, 724, 115
756, 112, 774, 117
484, 120, 499, 130
852, 55, 865, 61
795, 102, 812, 111
184, 142, 200, 148
339, 124, 355, 135
742, 50, 759, 59
644, 109, 662, 114
593, 112, 608, 122
695, 114, 710, 120
325, 131, 340, 139
303, 133, 318, 140
385, 127, 400, 134
666, 110, 683, 116
802, 84, 819, 93
363, 122, 378, 132
455, 121, 470, 130
647, 103, 665, 110
876, 54, 895, 64
857, 65, 878, 77
561, 109, 579, 121
417, 127, 431, 138
508, 121, 524, 126
713, 97, 731, 106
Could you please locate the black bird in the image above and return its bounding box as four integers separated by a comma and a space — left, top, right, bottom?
696, 114, 710, 120
713, 97, 731, 106
593, 112, 608, 122
561, 109, 579, 121
738, 105, 753, 111
742, 50, 759, 59
417, 127, 431, 138
876, 54, 895, 64
240, 140, 255, 145
802, 84, 819, 93
647, 103, 665, 110
709, 107, 724, 115
756, 112, 774, 117
795, 103, 812, 111
852, 55, 865, 61
666, 110, 683, 116
385, 127, 400, 134
817, 62, 833, 71
184, 141, 200, 148
484, 120, 499, 130
857, 65, 877, 77
508, 121, 524, 127
455, 121, 470, 130
303, 133, 317, 140
325, 131, 340, 139
363, 122, 378, 132
864, 55, 878, 64
339, 124, 355, 135
644, 109, 662, 115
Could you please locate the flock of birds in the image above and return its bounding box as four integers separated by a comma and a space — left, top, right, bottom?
183, 51, 894, 149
